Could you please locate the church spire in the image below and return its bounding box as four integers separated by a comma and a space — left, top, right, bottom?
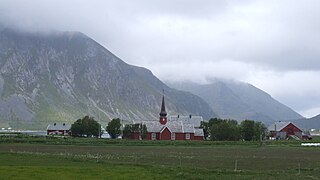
159, 95, 167, 117
159, 91, 167, 125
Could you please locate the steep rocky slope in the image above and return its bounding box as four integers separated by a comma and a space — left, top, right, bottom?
0, 28, 216, 129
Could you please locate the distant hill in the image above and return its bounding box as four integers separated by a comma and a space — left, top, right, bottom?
0, 28, 217, 130
168, 79, 303, 125
292, 114, 320, 129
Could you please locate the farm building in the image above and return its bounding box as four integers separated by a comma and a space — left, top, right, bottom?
268, 121, 303, 140
130, 95, 205, 140
46, 123, 71, 135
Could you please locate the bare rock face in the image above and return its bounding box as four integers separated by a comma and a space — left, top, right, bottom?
169, 79, 303, 125
0, 28, 216, 129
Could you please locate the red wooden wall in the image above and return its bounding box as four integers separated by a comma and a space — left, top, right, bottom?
281, 123, 302, 135
160, 127, 171, 140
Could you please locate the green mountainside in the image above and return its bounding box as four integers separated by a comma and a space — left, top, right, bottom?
0, 28, 217, 130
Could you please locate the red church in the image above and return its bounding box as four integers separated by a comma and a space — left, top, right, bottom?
132, 95, 205, 140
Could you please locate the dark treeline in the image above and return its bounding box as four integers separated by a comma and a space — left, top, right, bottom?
201, 118, 267, 141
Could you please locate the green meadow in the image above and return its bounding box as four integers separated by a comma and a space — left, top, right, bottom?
0, 135, 320, 179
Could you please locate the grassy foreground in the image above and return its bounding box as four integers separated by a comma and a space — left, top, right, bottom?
0, 136, 320, 179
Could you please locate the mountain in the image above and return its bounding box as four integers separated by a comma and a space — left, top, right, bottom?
292, 114, 320, 129
168, 79, 303, 125
0, 28, 217, 130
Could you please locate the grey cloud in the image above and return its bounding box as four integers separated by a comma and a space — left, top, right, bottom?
1, 0, 320, 117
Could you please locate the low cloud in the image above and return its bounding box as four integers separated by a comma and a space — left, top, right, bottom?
147, 60, 256, 84
246, 70, 320, 118
1, 0, 320, 117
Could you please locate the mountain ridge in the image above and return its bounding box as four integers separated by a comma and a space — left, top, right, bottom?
0, 28, 217, 130
167, 79, 303, 124
292, 114, 320, 129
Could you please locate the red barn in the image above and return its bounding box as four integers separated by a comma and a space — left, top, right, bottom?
268, 121, 303, 140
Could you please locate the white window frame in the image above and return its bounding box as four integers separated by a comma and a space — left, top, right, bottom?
151, 133, 156, 140
171, 132, 175, 140
186, 133, 190, 140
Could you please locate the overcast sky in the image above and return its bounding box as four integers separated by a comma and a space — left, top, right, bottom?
1, 0, 320, 118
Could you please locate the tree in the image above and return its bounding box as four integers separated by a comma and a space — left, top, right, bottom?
240, 120, 267, 141
201, 118, 223, 140
240, 120, 255, 141
200, 121, 210, 140
204, 118, 266, 141
209, 118, 241, 141
106, 118, 121, 139
70, 116, 101, 137
133, 123, 147, 140
122, 124, 133, 139
253, 122, 267, 141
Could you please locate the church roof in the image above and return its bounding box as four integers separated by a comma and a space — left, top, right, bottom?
142, 121, 163, 132
46, 123, 70, 131
141, 120, 196, 133
170, 115, 204, 127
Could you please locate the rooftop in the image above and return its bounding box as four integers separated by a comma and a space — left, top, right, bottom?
268, 121, 302, 132
169, 115, 204, 127
46, 123, 71, 131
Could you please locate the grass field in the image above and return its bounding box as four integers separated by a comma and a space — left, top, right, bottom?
0, 136, 320, 179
